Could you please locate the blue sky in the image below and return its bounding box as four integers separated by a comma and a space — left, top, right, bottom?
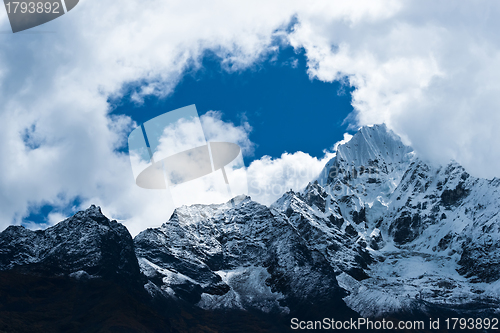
112, 46, 354, 163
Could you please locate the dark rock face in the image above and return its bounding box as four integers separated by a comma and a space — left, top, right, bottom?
328, 214, 344, 228
389, 211, 422, 245
345, 223, 358, 237
0, 205, 141, 285
458, 241, 500, 283
351, 207, 366, 224
437, 232, 455, 251
441, 183, 469, 207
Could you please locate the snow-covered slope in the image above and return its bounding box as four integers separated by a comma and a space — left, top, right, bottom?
310, 124, 500, 316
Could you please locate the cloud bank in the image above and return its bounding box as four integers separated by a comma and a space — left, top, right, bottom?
0, 0, 499, 234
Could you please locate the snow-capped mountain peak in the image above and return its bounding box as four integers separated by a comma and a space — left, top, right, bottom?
317, 124, 415, 187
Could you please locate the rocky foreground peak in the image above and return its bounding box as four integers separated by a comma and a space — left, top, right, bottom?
0, 204, 141, 284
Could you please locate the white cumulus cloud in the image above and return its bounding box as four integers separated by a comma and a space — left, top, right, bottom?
0, 0, 498, 235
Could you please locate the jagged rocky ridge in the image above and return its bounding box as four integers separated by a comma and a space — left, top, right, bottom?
0, 205, 141, 285
134, 196, 357, 317
1, 124, 499, 327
